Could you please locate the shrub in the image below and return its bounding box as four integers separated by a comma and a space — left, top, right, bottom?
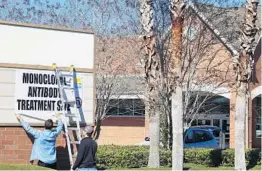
184, 149, 197, 163
96, 145, 173, 168
160, 149, 172, 167
96, 145, 149, 169
245, 149, 261, 166
184, 149, 222, 167
221, 149, 261, 167
95, 145, 261, 169
221, 149, 234, 166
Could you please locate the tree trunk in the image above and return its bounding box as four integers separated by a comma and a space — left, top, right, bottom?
148, 106, 160, 168
172, 86, 184, 170
169, 1, 184, 168
93, 119, 102, 140
234, 0, 259, 170
140, 0, 161, 168
235, 81, 247, 171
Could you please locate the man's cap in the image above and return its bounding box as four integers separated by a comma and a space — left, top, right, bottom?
84, 125, 94, 134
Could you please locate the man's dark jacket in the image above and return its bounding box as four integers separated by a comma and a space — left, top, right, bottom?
73, 137, 97, 170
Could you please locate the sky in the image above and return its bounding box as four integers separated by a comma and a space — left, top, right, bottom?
23, 0, 262, 8
0, 0, 261, 36
194, 0, 262, 7
55, 0, 262, 7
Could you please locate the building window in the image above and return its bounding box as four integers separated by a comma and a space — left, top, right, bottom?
254, 95, 261, 138
106, 99, 145, 116
198, 96, 230, 114
185, 94, 230, 115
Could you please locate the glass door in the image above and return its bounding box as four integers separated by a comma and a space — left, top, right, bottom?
213, 119, 220, 128
222, 119, 230, 148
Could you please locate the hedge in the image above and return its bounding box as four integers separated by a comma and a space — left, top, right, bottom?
96, 145, 149, 169
184, 149, 222, 166
96, 145, 261, 169
222, 149, 261, 167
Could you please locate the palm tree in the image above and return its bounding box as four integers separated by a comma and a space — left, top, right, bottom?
140, 0, 161, 168
235, 0, 259, 170
169, 0, 185, 170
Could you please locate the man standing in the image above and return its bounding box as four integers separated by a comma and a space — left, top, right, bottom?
72, 125, 97, 171
15, 114, 64, 169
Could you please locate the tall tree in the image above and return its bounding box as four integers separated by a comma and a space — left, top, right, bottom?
157, 7, 233, 149
182, 1, 259, 168
140, 0, 161, 168
151, 0, 235, 150
235, 0, 259, 170
169, 0, 185, 170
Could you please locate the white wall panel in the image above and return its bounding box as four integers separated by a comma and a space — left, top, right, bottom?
0, 23, 94, 69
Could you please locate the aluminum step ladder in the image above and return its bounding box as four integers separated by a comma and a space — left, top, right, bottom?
52, 63, 82, 168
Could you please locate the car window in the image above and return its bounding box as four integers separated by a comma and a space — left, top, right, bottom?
185, 130, 194, 143
194, 130, 213, 142
212, 130, 220, 137
205, 131, 214, 141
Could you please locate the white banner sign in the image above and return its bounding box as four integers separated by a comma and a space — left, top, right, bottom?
15, 69, 83, 121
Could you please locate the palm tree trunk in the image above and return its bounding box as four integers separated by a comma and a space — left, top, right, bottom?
234, 0, 259, 170
235, 81, 247, 170
172, 86, 183, 170
148, 106, 160, 168
140, 0, 160, 168
169, 0, 184, 169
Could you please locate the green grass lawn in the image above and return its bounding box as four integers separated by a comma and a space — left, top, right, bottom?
0, 163, 49, 170
0, 163, 260, 170
108, 163, 262, 170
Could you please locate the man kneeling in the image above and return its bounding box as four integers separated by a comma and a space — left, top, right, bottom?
16, 114, 64, 170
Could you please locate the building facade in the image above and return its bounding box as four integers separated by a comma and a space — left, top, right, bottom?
0, 5, 261, 169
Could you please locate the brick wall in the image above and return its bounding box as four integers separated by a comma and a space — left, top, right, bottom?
0, 127, 31, 164
0, 127, 70, 169
97, 117, 147, 145
97, 126, 146, 145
